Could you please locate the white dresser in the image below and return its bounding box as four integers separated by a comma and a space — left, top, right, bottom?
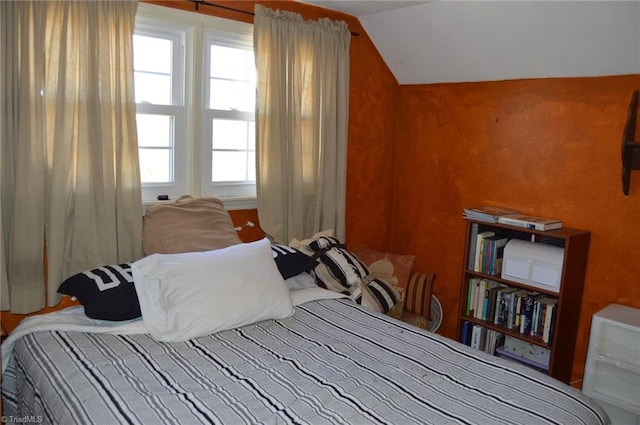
582, 304, 640, 425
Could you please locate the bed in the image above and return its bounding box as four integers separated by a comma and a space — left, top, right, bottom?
1, 199, 609, 424
2, 295, 608, 425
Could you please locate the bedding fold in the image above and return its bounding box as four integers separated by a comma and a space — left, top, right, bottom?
1, 306, 147, 374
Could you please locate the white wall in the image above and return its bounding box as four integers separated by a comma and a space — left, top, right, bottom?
360, 1, 640, 84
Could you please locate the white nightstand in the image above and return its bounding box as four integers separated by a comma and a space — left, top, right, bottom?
582, 304, 640, 425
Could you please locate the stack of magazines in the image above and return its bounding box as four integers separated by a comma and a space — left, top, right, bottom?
463, 206, 563, 230
497, 214, 563, 231
463, 206, 519, 223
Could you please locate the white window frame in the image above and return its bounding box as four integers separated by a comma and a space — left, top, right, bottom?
134, 23, 188, 201
135, 3, 256, 209
201, 31, 256, 199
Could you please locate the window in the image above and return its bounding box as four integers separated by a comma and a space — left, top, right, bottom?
201, 36, 256, 199
134, 4, 255, 207
133, 27, 186, 200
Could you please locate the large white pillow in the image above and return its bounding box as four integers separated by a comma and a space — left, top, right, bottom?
132, 238, 294, 342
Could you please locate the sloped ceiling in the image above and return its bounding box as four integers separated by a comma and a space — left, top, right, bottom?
303, 1, 640, 85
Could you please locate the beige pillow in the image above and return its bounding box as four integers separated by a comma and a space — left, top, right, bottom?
352, 246, 416, 289
142, 196, 242, 255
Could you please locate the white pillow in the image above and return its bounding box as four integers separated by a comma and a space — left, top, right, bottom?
284, 272, 317, 291
290, 287, 349, 306
132, 238, 294, 342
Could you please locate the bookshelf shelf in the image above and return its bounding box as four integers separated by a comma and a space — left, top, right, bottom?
457, 218, 590, 384
464, 270, 561, 297
460, 314, 551, 348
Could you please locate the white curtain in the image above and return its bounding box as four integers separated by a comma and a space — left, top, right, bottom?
0, 0, 142, 314
253, 5, 350, 244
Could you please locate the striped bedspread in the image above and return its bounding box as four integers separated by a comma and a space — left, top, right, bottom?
2, 299, 608, 425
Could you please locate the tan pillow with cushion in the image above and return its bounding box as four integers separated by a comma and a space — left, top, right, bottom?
352, 246, 416, 289
143, 196, 242, 255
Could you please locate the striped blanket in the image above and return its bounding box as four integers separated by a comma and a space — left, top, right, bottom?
2, 299, 608, 425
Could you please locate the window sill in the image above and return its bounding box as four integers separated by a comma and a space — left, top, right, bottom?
142, 196, 257, 211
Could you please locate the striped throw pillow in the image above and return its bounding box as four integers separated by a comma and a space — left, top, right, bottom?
304, 236, 400, 313
271, 244, 318, 279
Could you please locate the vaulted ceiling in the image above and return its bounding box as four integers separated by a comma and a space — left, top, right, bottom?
302, 1, 640, 85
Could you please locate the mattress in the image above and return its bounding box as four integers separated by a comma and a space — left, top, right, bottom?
2, 299, 609, 425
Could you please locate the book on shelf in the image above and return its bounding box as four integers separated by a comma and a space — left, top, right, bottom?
497, 213, 562, 231
463, 206, 520, 223
461, 322, 468, 345
519, 292, 542, 335
466, 279, 475, 316
483, 235, 508, 275
481, 280, 501, 321
473, 231, 495, 272
466, 279, 505, 322
506, 289, 528, 329
542, 299, 558, 344
461, 321, 473, 346
532, 297, 557, 341
482, 284, 558, 342
484, 329, 504, 355
467, 225, 508, 275
470, 324, 487, 350
512, 290, 525, 330
494, 287, 518, 326
467, 278, 480, 317
465, 324, 504, 355
485, 283, 503, 322
467, 222, 480, 269
474, 279, 488, 319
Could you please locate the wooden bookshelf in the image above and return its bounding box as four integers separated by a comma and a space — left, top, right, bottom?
457, 219, 590, 384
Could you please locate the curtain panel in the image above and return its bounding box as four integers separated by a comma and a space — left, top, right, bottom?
0, 0, 142, 314
254, 5, 351, 244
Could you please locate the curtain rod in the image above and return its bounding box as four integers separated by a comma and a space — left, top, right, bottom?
188, 0, 360, 36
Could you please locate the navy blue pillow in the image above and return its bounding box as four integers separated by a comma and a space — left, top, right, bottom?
58, 263, 141, 321
271, 244, 319, 279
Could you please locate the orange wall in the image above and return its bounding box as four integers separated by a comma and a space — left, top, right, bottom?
391, 75, 640, 385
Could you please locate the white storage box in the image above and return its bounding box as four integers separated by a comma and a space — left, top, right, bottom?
582, 304, 640, 423
500, 239, 564, 293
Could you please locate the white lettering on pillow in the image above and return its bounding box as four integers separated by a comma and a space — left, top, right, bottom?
84, 264, 134, 292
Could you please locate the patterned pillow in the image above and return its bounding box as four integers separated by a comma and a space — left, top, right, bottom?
271, 244, 318, 279
306, 236, 364, 291
351, 277, 401, 314
352, 246, 416, 289
302, 236, 399, 313
57, 263, 141, 321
